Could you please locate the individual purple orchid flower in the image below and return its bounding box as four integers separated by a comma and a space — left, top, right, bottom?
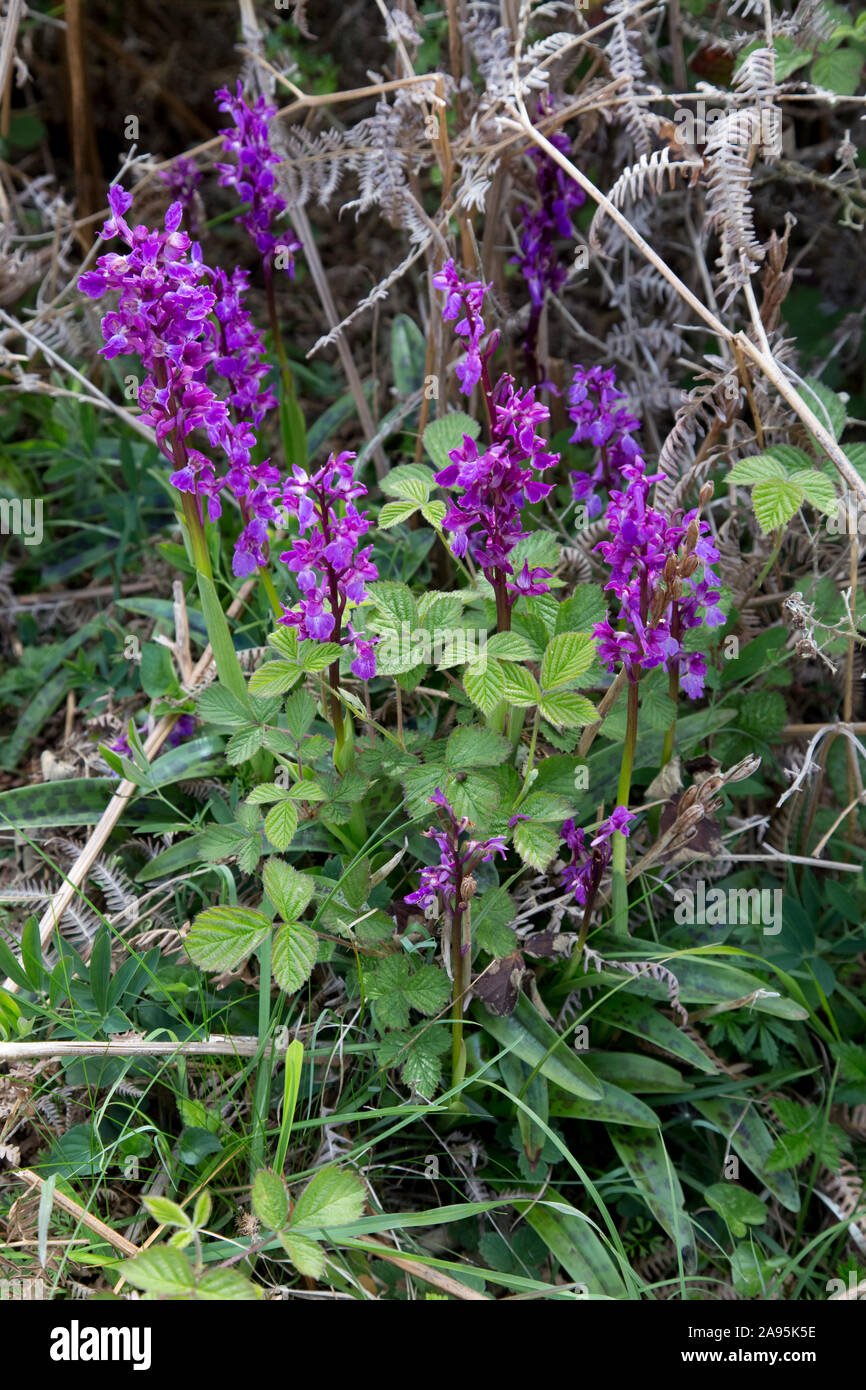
159, 155, 202, 234
215, 81, 301, 275
278, 451, 378, 679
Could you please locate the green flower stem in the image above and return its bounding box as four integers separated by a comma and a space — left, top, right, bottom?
258, 564, 282, 621
450, 904, 467, 1089
179, 492, 247, 701
265, 265, 307, 470
611, 678, 639, 935
660, 659, 679, 770
513, 707, 540, 809
507, 703, 527, 757
250, 932, 272, 1179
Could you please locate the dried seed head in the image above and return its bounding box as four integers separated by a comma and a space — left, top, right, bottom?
679, 784, 699, 812
460, 875, 477, 903
680, 553, 700, 578
725, 754, 762, 783
685, 519, 700, 552
699, 481, 715, 507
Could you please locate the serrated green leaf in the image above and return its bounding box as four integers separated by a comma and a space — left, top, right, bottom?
252, 1169, 289, 1229
264, 799, 299, 851
246, 782, 292, 806
789, 469, 837, 515
263, 859, 315, 921
812, 46, 863, 96
226, 725, 264, 764
421, 501, 446, 526
195, 1268, 261, 1300
272, 920, 317, 994
248, 661, 301, 696
539, 691, 599, 728
485, 632, 534, 661
299, 642, 343, 673
464, 657, 505, 714
512, 818, 560, 871
446, 725, 511, 767
728, 454, 788, 484
366, 580, 418, 630
422, 412, 480, 472
378, 500, 419, 529
290, 1166, 366, 1230
380, 463, 436, 499
540, 632, 596, 691
403, 963, 451, 1015
120, 1247, 195, 1296
186, 906, 271, 973
285, 689, 316, 740
197, 684, 252, 728
143, 1195, 191, 1229
279, 1230, 325, 1278
502, 664, 541, 707
751, 478, 804, 534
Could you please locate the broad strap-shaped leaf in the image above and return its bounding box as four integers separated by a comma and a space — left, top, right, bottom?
609, 1127, 696, 1270
510, 1189, 628, 1299
693, 1097, 800, 1213
472, 994, 604, 1101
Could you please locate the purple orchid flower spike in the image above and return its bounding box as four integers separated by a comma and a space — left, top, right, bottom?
278, 451, 379, 679
215, 81, 302, 275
